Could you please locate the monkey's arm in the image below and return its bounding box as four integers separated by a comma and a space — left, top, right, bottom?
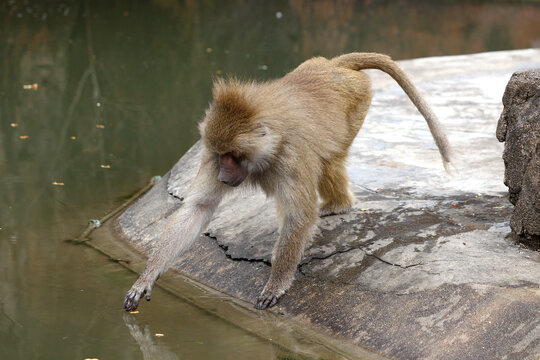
256, 185, 318, 310
124, 154, 227, 311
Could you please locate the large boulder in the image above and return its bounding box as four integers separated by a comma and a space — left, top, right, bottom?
92, 49, 540, 360
497, 69, 540, 245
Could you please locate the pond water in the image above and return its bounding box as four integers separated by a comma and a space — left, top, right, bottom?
1, 0, 539, 359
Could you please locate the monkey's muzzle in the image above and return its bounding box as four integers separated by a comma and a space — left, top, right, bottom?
218, 153, 248, 187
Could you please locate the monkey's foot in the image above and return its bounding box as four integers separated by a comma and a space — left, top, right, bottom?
124, 281, 154, 311
319, 204, 351, 217
255, 292, 282, 310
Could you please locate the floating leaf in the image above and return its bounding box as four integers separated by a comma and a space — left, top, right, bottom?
23, 83, 38, 90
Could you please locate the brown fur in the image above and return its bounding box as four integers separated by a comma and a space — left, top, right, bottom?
202, 79, 259, 155
123, 53, 453, 311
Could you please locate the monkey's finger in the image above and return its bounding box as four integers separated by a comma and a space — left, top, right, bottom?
124, 297, 139, 311
124, 297, 138, 311
258, 294, 281, 310
124, 290, 141, 311
255, 295, 275, 310
145, 291, 152, 301
254, 296, 264, 309
268, 296, 278, 308
254, 299, 267, 310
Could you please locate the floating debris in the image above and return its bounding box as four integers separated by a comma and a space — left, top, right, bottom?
276, 11, 283, 19
206, 47, 213, 53
129, 310, 139, 314
155, 333, 164, 337
70, 136, 77, 140
96, 124, 105, 129
215, 69, 223, 75
23, 83, 38, 90
10, 123, 18, 127
183, 340, 204, 344
100, 165, 111, 169
52, 182, 65, 186
258, 64, 268, 70
19, 135, 29, 139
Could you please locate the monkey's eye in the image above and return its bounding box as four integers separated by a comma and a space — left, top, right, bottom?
232, 153, 245, 162
219, 151, 243, 162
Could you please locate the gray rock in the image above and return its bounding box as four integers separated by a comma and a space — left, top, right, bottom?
497, 69, 540, 244
109, 49, 540, 360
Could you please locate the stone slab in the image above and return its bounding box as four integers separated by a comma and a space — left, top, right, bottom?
112, 49, 540, 360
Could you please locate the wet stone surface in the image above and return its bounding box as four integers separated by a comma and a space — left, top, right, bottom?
116, 49, 540, 360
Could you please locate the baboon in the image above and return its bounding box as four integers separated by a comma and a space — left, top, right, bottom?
124, 53, 453, 311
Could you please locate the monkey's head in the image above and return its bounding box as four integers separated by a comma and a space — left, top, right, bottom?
199, 79, 280, 187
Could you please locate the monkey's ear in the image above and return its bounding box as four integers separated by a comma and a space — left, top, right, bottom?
254, 122, 268, 137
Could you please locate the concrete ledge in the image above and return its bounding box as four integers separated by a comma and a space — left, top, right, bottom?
101, 49, 540, 359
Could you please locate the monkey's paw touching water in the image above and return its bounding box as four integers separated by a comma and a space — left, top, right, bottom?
124, 280, 154, 311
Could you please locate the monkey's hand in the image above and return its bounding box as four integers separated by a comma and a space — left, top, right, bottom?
124, 277, 155, 311
255, 288, 284, 310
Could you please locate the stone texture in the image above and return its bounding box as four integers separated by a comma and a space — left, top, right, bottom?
112, 49, 540, 360
497, 69, 540, 244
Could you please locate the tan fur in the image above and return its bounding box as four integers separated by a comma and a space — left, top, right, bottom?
123, 53, 453, 311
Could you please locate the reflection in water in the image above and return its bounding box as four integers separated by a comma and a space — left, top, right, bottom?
123, 314, 179, 360
1, 0, 539, 358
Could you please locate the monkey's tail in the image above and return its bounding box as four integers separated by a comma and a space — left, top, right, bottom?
332, 53, 454, 172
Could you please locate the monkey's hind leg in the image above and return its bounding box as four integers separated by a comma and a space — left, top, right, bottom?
318, 158, 354, 217
317, 94, 370, 217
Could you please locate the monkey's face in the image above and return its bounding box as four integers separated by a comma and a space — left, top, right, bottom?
203, 124, 278, 187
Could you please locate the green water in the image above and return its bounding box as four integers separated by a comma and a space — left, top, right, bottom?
1, 0, 539, 359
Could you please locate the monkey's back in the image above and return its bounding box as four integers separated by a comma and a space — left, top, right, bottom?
273, 56, 373, 162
